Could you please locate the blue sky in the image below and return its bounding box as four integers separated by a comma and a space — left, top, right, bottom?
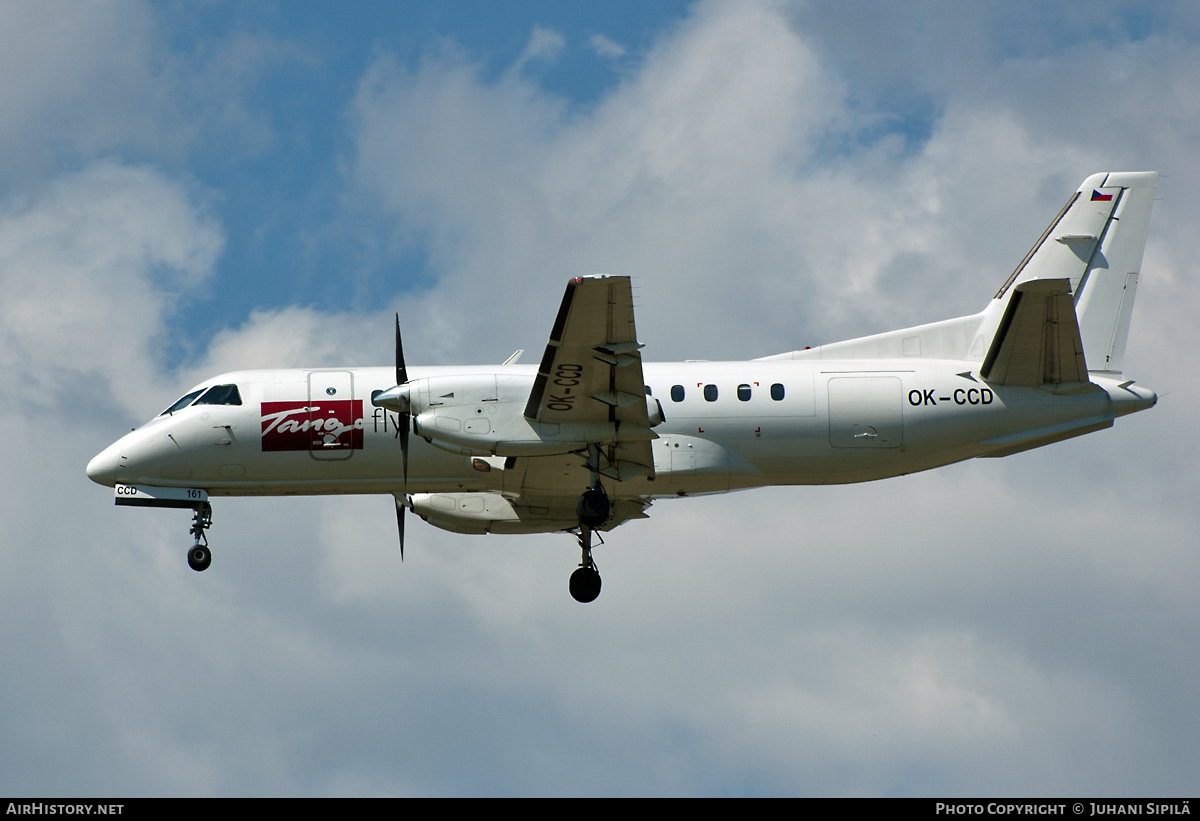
2, 0, 1199, 797
106, 2, 696, 359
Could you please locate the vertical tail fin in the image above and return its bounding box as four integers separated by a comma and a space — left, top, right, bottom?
1074, 172, 1157, 374
987, 171, 1158, 376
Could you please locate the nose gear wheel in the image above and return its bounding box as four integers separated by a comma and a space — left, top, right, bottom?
188, 543, 212, 572
187, 502, 213, 572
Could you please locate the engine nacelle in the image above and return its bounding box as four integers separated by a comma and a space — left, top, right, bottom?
409, 492, 576, 535
403, 372, 662, 457
410, 491, 652, 534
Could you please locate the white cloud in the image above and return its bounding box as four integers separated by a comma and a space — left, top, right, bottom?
0, 1, 315, 181
0, 161, 223, 418
0, 1, 161, 176
515, 25, 567, 71
352, 1, 851, 360
188, 306, 386, 379
588, 34, 626, 60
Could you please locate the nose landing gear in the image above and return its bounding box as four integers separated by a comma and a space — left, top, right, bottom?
187, 502, 213, 572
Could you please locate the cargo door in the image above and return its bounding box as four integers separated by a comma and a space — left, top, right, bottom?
827, 376, 903, 448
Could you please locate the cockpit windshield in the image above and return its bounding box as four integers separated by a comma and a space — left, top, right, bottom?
159, 384, 242, 416
194, 384, 242, 406
160, 389, 204, 416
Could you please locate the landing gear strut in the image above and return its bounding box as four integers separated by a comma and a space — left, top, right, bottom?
187, 502, 213, 572
569, 525, 602, 603
576, 444, 611, 528
569, 444, 608, 602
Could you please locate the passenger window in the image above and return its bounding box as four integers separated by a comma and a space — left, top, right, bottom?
194, 384, 242, 406
703, 384, 718, 402
160, 389, 204, 416
671, 385, 685, 402
645, 385, 652, 395
771, 383, 785, 401
737, 384, 751, 401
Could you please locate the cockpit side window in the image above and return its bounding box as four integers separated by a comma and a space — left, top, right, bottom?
194, 384, 243, 406
160, 389, 204, 416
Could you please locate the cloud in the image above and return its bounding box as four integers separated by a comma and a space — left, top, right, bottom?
514, 25, 567, 72
0, 161, 223, 419
351, 0, 850, 360
347, 0, 1170, 365
0, 1, 160, 178
588, 34, 626, 60
187, 306, 386, 380
0, 1, 316, 182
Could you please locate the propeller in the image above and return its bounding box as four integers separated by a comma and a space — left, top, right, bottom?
396, 312, 409, 560
395, 311, 410, 489
377, 311, 413, 559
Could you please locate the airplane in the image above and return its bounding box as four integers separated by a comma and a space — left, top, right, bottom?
87, 171, 1160, 603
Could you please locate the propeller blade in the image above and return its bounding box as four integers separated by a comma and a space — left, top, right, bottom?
395, 311, 407, 386
395, 310, 411, 487
394, 495, 406, 561
394, 312, 411, 557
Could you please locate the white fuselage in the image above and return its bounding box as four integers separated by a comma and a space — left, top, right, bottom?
87, 359, 1155, 501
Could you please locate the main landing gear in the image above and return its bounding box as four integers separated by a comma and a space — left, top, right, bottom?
569, 445, 609, 603
187, 502, 213, 572
569, 525, 602, 603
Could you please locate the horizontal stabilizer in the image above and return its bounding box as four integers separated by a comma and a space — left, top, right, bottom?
980, 279, 1088, 387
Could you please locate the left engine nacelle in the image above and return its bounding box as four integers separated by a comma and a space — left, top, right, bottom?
409, 492, 577, 535
377, 372, 663, 458
407, 373, 659, 457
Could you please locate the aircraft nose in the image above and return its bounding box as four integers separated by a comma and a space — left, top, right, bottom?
86, 441, 124, 487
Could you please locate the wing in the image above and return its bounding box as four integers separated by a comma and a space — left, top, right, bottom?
523, 276, 656, 480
